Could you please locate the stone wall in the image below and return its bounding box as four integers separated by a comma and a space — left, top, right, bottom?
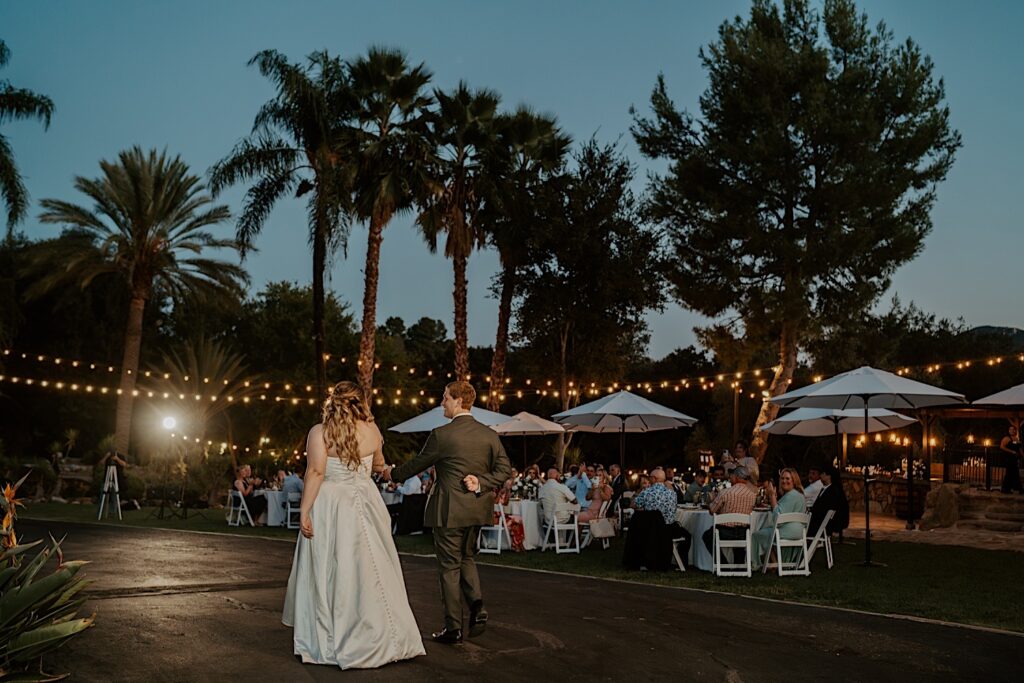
841, 474, 931, 515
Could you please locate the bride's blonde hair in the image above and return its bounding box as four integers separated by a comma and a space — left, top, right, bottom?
321, 381, 374, 469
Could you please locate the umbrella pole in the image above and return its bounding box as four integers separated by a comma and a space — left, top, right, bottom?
861, 397, 881, 567
619, 423, 625, 471
523, 436, 528, 471
833, 420, 841, 470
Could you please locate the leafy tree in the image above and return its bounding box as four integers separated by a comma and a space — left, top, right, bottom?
631, 0, 961, 459
417, 82, 500, 378
209, 49, 353, 398
514, 140, 665, 468
0, 40, 54, 233
484, 107, 570, 409
31, 147, 247, 455
347, 47, 434, 392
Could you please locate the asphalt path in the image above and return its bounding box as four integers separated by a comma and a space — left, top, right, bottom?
20, 519, 1023, 682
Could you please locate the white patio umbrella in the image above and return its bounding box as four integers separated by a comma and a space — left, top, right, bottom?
760, 407, 918, 469
491, 412, 565, 468
387, 405, 512, 433
974, 382, 1024, 407
552, 390, 698, 468
771, 366, 965, 564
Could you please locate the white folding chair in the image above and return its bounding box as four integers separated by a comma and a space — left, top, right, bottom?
541, 504, 580, 554
804, 509, 836, 569
712, 513, 752, 577
477, 504, 511, 555
580, 500, 613, 549
226, 490, 255, 527
671, 533, 688, 572
762, 512, 811, 576
285, 492, 302, 530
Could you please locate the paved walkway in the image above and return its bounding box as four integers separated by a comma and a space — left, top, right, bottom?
21, 519, 1024, 682
844, 513, 1024, 552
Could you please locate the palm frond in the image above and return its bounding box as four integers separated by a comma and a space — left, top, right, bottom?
0, 84, 55, 128
0, 132, 29, 229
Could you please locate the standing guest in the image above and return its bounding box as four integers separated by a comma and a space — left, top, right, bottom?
685, 470, 708, 503
234, 464, 267, 524
999, 425, 1024, 494
733, 441, 759, 483
701, 466, 758, 564
608, 464, 626, 508
803, 466, 823, 509
752, 468, 806, 570
566, 464, 593, 510
539, 468, 578, 524
808, 466, 850, 537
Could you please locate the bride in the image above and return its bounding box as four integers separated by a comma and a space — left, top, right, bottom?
282, 381, 425, 669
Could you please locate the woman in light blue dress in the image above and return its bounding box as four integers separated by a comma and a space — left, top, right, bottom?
752, 468, 806, 571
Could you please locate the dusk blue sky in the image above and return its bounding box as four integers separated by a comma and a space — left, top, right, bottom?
3, 1, 1020, 358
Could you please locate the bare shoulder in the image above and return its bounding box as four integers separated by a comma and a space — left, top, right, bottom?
308, 423, 324, 440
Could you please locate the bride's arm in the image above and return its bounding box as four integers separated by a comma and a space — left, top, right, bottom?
299, 424, 328, 538
371, 424, 386, 474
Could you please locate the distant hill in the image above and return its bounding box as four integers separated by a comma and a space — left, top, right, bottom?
963, 326, 1024, 350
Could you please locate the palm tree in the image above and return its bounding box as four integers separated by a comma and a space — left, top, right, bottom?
209, 49, 353, 399
147, 337, 261, 474
417, 83, 500, 379
32, 147, 247, 456
348, 47, 434, 392
484, 108, 570, 408
0, 40, 54, 234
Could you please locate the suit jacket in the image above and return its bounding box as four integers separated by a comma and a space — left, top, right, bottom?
390, 414, 512, 528
809, 482, 850, 536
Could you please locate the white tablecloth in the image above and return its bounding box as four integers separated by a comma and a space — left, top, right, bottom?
508, 499, 544, 550
257, 490, 288, 527
381, 491, 401, 506
674, 507, 770, 571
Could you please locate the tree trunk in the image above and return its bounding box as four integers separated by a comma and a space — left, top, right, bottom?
749, 321, 799, 462
311, 215, 328, 401
453, 251, 470, 380
113, 294, 147, 455
554, 321, 572, 472
487, 263, 515, 411
358, 212, 385, 393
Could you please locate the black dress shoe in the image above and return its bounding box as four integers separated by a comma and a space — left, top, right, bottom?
431, 628, 463, 644
468, 600, 488, 638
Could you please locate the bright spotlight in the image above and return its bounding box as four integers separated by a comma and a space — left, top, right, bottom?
162, 416, 177, 430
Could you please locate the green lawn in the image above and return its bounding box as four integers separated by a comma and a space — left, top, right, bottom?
21, 502, 1024, 633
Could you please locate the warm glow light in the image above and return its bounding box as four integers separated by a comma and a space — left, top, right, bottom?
162, 417, 177, 430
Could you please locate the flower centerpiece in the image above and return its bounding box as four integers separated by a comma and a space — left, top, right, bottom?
509, 476, 526, 500
523, 477, 540, 501
900, 458, 927, 479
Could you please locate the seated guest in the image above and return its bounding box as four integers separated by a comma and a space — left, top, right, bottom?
283, 464, 305, 497
634, 468, 690, 562
233, 464, 267, 524
579, 470, 613, 524
539, 467, 578, 523
708, 465, 727, 488
701, 466, 758, 564
524, 463, 542, 484
386, 471, 425, 518
685, 470, 708, 503
808, 465, 850, 538
752, 468, 806, 571
803, 466, 823, 509
637, 474, 651, 491
274, 469, 286, 489
664, 466, 684, 501
420, 468, 434, 495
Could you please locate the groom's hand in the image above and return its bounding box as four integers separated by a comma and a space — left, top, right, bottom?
382, 465, 393, 482
463, 474, 480, 493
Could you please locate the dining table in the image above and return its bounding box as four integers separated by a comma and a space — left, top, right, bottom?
674, 506, 771, 571
256, 489, 288, 527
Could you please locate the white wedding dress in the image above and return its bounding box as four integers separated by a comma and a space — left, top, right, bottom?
282, 448, 425, 669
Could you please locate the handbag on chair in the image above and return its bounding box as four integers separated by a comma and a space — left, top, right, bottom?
589, 517, 616, 539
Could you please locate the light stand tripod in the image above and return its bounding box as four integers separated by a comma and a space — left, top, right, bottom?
96, 465, 122, 521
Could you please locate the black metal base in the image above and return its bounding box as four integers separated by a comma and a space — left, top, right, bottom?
858, 560, 888, 568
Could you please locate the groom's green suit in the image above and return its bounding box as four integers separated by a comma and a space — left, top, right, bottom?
390, 412, 511, 631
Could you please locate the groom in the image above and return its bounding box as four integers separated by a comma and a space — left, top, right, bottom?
385, 380, 511, 644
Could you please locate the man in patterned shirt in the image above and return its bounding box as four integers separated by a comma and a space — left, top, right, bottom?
702, 466, 757, 564
634, 468, 691, 565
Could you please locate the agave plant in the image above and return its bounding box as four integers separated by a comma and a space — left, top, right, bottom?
0, 473, 94, 681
